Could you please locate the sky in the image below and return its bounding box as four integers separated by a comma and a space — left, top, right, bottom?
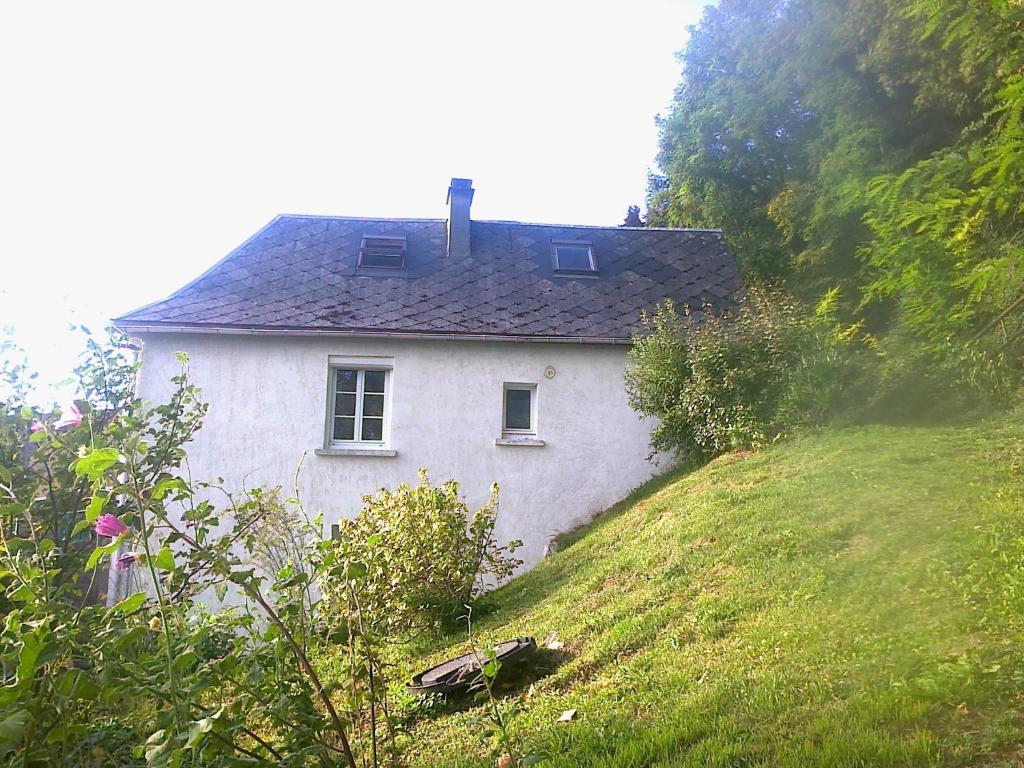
0, 0, 711, 399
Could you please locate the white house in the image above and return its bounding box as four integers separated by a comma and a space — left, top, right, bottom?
114, 179, 739, 571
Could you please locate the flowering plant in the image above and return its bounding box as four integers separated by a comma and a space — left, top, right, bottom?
0, 335, 360, 766
0, 332, 522, 767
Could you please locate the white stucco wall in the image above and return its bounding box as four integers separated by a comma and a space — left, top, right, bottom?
133, 333, 662, 571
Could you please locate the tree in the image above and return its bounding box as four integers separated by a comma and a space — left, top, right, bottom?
621, 205, 644, 227
860, 0, 1024, 348
651, 0, 1023, 353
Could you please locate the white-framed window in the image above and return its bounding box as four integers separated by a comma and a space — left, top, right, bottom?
502, 383, 537, 435
551, 241, 597, 275
327, 364, 391, 445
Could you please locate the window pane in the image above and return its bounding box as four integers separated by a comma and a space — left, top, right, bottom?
335, 393, 356, 417
505, 389, 532, 430
359, 252, 404, 268
362, 418, 383, 441
364, 370, 386, 393
555, 245, 594, 272
336, 369, 358, 393
333, 417, 355, 441
363, 393, 384, 417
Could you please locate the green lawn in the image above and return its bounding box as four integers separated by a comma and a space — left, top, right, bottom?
385, 416, 1024, 766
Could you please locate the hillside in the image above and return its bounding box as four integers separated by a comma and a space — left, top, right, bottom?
399, 417, 1024, 767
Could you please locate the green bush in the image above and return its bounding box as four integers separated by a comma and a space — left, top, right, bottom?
626, 287, 862, 461
327, 471, 522, 633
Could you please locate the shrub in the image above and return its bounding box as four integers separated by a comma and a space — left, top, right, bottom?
316, 475, 521, 765
1, 337, 375, 766
327, 471, 522, 633
626, 287, 862, 460
1, 331, 526, 766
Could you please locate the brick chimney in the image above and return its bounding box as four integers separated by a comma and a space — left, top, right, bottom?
446, 178, 474, 258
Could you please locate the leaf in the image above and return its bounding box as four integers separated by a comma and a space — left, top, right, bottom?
111, 626, 148, 653
56, 668, 101, 701
227, 569, 255, 585
110, 591, 148, 616
144, 728, 168, 765
152, 477, 190, 501
153, 546, 175, 573
16, 632, 46, 687
482, 659, 502, 678
86, 535, 124, 570
0, 465, 11, 486
0, 504, 25, 523
84, 492, 108, 523
0, 630, 46, 705
186, 709, 220, 749
74, 448, 119, 480
346, 562, 367, 580
9, 583, 35, 603
0, 710, 28, 757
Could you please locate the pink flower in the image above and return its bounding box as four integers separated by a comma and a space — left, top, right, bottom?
95, 514, 128, 538
115, 552, 138, 571
29, 420, 45, 433
54, 403, 83, 430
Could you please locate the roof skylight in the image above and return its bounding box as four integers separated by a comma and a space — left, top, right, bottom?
358, 236, 407, 269
552, 241, 597, 275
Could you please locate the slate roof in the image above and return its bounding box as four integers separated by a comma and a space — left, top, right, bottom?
115, 215, 740, 343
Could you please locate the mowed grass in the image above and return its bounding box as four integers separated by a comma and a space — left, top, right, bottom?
388, 416, 1024, 766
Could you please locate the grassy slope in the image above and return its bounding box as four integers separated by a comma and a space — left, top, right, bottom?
399, 416, 1024, 767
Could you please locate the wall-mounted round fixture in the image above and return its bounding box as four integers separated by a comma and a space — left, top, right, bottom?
544, 366, 556, 380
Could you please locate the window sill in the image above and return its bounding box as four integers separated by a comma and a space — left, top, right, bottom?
315, 447, 398, 458
494, 436, 546, 447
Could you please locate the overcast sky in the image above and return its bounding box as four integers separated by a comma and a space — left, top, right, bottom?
1, 0, 710, 397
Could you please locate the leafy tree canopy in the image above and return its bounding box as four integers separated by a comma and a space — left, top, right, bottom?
653, 0, 1024, 350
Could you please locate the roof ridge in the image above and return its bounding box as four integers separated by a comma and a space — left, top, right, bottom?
272, 213, 722, 233
277, 214, 446, 223
474, 219, 723, 233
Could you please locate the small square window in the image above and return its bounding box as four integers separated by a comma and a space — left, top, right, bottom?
327, 366, 391, 445
502, 383, 537, 434
552, 241, 596, 275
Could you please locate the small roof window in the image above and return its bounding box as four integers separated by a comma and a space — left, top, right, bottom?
358, 236, 406, 269
552, 241, 597, 275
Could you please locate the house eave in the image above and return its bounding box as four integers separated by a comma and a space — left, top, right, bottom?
111, 322, 634, 346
